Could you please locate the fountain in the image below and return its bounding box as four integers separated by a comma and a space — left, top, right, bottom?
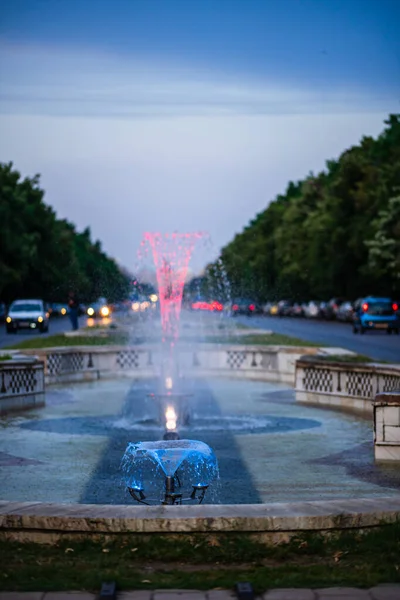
122, 232, 219, 504
140, 232, 207, 344
122, 439, 218, 505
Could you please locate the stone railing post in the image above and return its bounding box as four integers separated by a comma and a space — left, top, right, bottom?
373, 390, 400, 461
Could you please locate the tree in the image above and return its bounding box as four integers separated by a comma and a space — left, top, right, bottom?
0, 162, 130, 304
365, 194, 400, 295
209, 114, 400, 301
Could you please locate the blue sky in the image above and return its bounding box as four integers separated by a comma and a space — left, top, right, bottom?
0, 0, 399, 274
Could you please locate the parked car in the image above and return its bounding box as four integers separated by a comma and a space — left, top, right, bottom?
353, 297, 399, 335
337, 301, 354, 322
277, 300, 293, 317
262, 302, 272, 315
231, 298, 258, 316
6, 299, 50, 334
323, 298, 346, 320
304, 301, 321, 318
290, 303, 305, 317
269, 302, 279, 316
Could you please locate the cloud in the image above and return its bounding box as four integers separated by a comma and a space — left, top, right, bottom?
0, 40, 396, 118
0, 41, 398, 273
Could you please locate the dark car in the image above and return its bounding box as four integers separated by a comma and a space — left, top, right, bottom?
323, 298, 346, 320
49, 303, 69, 317
277, 300, 293, 317
337, 301, 354, 322
290, 302, 305, 317
231, 298, 258, 316
353, 297, 399, 335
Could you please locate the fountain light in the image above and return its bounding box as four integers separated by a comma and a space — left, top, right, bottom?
165, 406, 177, 430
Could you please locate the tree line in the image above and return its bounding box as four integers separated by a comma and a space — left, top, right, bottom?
0, 162, 130, 304
206, 114, 400, 302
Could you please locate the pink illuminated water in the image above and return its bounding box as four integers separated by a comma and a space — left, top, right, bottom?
141, 232, 207, 344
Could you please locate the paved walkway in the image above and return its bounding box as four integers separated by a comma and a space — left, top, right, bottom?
1, 587, 400, 600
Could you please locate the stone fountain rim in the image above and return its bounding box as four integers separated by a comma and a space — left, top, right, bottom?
1, 496, 399, 539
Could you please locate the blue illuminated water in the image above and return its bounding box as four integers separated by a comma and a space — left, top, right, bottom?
121, 439, 219, 499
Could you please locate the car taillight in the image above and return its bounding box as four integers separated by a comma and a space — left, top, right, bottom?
249, 304, 255, 311
233, 304, 238, 311
362, 303, 368, 312
393, 303, 399, 311
211, 301, 223, 311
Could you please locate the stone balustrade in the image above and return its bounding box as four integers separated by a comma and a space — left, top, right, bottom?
374, 391, 400, 461
20, 343, 318, 385
0, 357, 45, 414
295, 357, 400, 413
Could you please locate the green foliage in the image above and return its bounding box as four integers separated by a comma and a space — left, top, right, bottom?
211, 114, 400, 300
0, 163, 130, 304
1, 522, 400, 591
4, 332, 129, 350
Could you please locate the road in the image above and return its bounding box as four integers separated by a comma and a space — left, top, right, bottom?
238, 315, 400, 363
0, 316, 81, 349
1, 311, 399, 363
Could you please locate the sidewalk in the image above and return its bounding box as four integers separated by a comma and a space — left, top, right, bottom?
1, 587, 400, 600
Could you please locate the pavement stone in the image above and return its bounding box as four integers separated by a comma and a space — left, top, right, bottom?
316, 588, 371, 598
153, 592, 206, 600
369, 585, 400, 600
0, 595, 44, 600
206, 591, 237, 599
118, 593, 152, 600
316, 596, 369, 600
44, 594, 95, 600
2, 588, 400, 600
263, 589, 316, 599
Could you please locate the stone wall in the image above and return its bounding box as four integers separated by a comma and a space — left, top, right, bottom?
295, 357, 400, 414
20, 344, 319, 386
0, 358, 45, 414
1, 496, 399, 544
374, 391, 400, 460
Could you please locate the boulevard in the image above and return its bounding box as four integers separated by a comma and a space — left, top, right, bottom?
238, 315, 400, 363
1, 311, 400, 363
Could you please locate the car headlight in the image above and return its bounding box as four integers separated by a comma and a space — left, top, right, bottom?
61, 308, 66, 315
38, 316, 43, 323
100, 306, 110, 317
87, 307, 95, 316
6, 317, 12, 323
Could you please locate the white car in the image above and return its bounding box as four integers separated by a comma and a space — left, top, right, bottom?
6, 299, 50, 334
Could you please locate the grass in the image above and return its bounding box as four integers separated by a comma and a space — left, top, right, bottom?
204, 333, 320, 347
1, 524, 399, 592
4, 331, 320, 350
315, 354, 376, 364
4, 332, 129, 350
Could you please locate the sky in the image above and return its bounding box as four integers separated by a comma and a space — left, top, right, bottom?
0, 0, 399, 275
